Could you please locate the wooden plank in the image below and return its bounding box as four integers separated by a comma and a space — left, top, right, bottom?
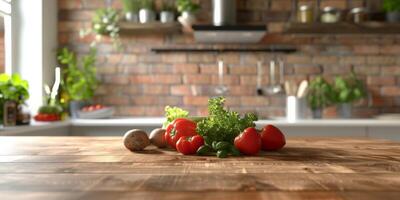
118, 22, 181, 34
285, 22, 400, 34
0, 137, 400, 199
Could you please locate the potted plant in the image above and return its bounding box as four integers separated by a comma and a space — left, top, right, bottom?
122, 0, 141, 22
139, 0, 156, 23
80, 8, 121, 49
383, 0, 400, 23
176, 0, 200, 28
0, 73, 29, 125
307, 76, 334, 119
333, 73, 366, 119
57, 48, 98, 118
160, 1, 176, 23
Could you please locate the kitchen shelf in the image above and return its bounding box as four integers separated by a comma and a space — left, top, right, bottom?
284, 22, 400, 34
118, 21, 181, 34
151, 45, 297, 53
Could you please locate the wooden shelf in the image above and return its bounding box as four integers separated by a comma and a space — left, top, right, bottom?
119, 21, 181, 34
151, 44, 297, 53
284, 22, 400, 34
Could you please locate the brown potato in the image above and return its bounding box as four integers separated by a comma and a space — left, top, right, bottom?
123, 129, 150, 151
149, 128, 166, 148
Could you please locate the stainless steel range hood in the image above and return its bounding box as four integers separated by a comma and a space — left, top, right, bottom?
192, 25, 267, 44
192, 0, 267, 43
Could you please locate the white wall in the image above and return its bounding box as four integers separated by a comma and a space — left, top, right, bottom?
11, 0, 58, 114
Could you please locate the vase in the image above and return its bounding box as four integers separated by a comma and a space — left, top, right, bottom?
311, 108, 323, 119
160, 11, 175, 23
125, 12, 139, 23
386, 12, 400, 23
337, 103, 352, 119
69, 100, 86, 119
139, 9, 156, 23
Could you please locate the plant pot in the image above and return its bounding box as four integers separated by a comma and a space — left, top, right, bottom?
160, 11, 175, 23
125, 12, 139, 23
180, 11, 196, 25
69, 100, 87, 119
139, 9, 156, 23
337, 103, 352, 119
386, 12, 400, 23
311, 108, 323, 119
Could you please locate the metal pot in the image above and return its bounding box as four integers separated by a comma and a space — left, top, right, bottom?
69, 100, 87, 119
311, 108, 323, 119
139, 9, 156, 23
125, 12, 139, 23
387, 12, 400, 23
160, 11, 175, 23
337, 103, 352, 119
212, 0, 236, 26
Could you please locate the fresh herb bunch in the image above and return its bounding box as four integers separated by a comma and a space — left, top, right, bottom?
333, 73, 366, 104
196, 97, 258, 146
0, 73, 29, 105
383, 0, 400, 12
176, 0, 200, 13
163, 106, 189, 128
307, 76, 334, 110
57, 48, 98, 101
122, 0, 141, 13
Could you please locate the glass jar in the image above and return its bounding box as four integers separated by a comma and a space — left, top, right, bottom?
349, 7, 368, 23
297, 5, 314, 23
321, 7, 340, 23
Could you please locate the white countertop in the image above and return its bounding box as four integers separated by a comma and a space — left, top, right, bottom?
1, 118, 400, 136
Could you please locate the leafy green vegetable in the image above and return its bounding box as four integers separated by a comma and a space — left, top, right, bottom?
163, 106, 189, 128
196, 97, 258, 146
333, 73, 366, 104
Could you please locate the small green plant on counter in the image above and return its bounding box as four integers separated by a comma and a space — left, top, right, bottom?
161, 0, 176, 12
333, 73, 366, 104
122, 0, 141, 13
0, 73, 29, 105
57, 48, 98, 101
307, 76, 334, 110
383, 0, 400, 12
81, 8, 121, 49
176, 0, 200, 13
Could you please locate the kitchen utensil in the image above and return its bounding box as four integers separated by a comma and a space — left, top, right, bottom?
264, 60, 284, 95
297, 80, 309, 98
256, 61, 263, 95
215, 60, 229, 95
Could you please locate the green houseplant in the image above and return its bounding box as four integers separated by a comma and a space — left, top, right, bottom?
160, 1, 176, 23
333, 73, 366, 118
122, 0, 141, 22
57, 48, 98, 118
0, 73, 29, 124
176, 0, 200, 29
383, 0, 400, 22
81, 8, 121, 49
307, 76, 334, 119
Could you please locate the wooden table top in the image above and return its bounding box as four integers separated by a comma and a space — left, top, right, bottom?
0, 137, 400, 200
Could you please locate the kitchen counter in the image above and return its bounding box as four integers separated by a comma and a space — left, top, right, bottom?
0, 137, 399, 200
2, 118, 400, 140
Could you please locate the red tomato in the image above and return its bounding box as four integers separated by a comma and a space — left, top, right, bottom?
260, 125, 286, 151
234, 127, 261, 156
176, 135, 204, 155
34, 113, 61, 122
165, 118, 198, 149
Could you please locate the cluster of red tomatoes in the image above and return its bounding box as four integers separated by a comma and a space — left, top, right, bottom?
164, 118, 286, 156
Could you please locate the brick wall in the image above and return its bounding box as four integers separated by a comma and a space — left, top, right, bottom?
58, 0, 400, 118
0, 32, 4, 73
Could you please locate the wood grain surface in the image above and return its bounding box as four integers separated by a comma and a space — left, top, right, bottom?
0, 137, 400, 200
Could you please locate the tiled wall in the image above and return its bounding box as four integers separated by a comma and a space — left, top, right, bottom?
58, 0, 400, 118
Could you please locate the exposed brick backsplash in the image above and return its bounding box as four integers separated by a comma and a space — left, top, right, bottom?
58, 0, 400, 118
